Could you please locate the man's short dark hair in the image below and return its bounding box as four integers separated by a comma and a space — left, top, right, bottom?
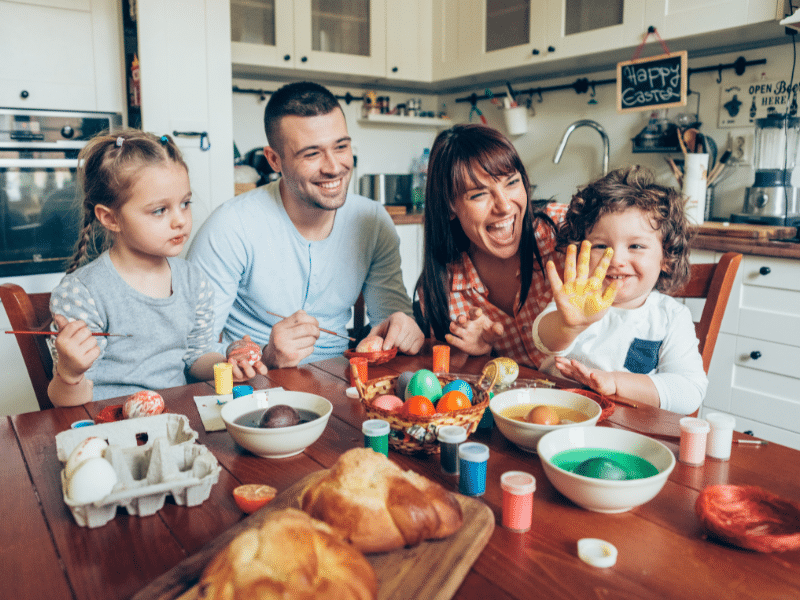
264, 81, 341, 152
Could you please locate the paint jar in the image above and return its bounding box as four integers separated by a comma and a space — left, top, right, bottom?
432, 344, 450, 373
458, 442, 489, 496
705, 412, 736, 461
679, 417, 710, 466
437, 425, 467, 475
500, 471, 536, 532
213, 362, 233, 395
362, 419, 390, 456
232, 385, 254, 399
349, 357, 369, 387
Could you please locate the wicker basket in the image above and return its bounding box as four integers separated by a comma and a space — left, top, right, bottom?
354, 368, 499, 455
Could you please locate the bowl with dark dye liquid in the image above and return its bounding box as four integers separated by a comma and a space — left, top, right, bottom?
537, 427, 675, 513
220, 390, 332, 458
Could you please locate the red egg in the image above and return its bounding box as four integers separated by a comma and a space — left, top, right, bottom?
123, 390, 165, 419
226, 339, 262, 366
356, 335, 384, 353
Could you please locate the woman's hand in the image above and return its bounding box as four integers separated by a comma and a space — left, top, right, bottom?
554, 356, 617, 396
445, 307, 504, 356
546, 241, 618, 330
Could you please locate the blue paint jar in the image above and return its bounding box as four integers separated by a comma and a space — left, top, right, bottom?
458, 442, 490, 496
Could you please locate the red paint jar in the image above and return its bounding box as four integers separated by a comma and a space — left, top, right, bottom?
500, 471, 536, 532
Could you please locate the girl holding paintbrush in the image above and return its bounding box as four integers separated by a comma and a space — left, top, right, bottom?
48, 129, 265, 406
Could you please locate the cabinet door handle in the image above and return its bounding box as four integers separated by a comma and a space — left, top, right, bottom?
20, 90, 29, 99
749, 351, 761, 360
548, 46, 555, 52
392, 66, 398, 72
301, 56, 308, 63
532, 48, 540, 55
283, 54, 291, 61
759, 266, 771, 275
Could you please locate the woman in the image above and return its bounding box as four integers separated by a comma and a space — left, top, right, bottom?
415, 124, 566, 368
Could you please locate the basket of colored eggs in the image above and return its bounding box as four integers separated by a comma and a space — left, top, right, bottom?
353, 362, 501, 455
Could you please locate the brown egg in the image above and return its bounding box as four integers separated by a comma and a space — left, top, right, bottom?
527, 405, 560, 425
259, 404, 301, 428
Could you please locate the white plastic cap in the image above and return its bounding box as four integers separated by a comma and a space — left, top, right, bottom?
362, 419, 390, 436
500, 471, 536, 495
458, 442, 490, 463
679, 417, 710, 434
577, 538, 618, 568
438, 425, 467, 444
705, 412, 736, 431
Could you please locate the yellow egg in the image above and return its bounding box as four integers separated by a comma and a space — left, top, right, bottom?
527, 405, 560, 425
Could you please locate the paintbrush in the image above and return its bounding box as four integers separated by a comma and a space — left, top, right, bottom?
264, 311, 356, 342
708, 149, 731, 184
664, 157, 683, 187
5, 330, 132, 337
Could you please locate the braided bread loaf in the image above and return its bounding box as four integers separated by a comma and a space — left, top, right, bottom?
198, 508, 377, 600
301, 448, 463, 553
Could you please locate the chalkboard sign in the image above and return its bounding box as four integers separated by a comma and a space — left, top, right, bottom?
617, 51, 688, 114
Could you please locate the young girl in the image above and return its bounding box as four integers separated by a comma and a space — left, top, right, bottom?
532, 166, 707, 414
48, 129, 265, 406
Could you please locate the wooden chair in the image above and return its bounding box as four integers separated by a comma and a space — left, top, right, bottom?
0, 283, 54, 410
669, 252, 742, 376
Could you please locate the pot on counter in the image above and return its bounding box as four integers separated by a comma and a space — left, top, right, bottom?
359, 174, 412, 205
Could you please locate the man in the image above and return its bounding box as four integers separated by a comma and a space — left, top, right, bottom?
188, 81, 423, 375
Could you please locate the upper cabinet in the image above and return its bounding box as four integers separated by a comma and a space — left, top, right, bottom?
385, 0, 433, 82
546, 0, 646, 61
0, 0, 124, 112
646, 0, 780, 40
231, 0, 386, 78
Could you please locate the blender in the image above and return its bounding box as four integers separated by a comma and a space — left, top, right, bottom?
732, 115, 800, 226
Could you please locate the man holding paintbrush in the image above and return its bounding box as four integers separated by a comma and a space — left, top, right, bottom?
189, 82, 424, 373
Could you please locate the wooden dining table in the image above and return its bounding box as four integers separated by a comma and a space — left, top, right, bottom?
3, 346, 800, 600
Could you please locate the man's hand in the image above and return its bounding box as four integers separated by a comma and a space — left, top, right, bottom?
546, 240, 618, 330
369, 312, 424, 355
261, 310, 320, 368
445, 307, 504, 356
52, 314, 99, 383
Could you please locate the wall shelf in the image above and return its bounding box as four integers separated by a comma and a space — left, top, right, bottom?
357, 114, 452, 128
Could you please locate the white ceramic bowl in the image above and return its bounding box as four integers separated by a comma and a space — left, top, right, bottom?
489, 388, 602, 453
537, 427, 676, 513
220, 391, 332, 458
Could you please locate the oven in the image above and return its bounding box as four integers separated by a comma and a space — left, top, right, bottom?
0, 108, 122, 278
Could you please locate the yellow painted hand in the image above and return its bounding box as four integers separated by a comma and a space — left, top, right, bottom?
547, 241, 618, 322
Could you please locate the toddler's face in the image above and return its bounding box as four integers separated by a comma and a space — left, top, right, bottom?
585, 207, 665, 309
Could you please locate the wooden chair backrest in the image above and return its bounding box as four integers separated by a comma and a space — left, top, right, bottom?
669, 252, 742, 375
0, 283, 54, 410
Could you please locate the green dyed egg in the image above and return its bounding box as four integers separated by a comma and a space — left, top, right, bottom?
573, 457, 628, 480
405, 369, 443, 403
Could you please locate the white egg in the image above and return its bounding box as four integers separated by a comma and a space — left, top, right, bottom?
64, 436, 109, 480
67, 457, 118, 504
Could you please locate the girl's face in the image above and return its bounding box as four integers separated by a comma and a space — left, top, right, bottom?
104, 163, 192, 261
585, 207, 665, 309
449, 167, 527, 262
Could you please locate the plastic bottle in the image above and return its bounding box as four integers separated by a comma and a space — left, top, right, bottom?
411, 148, 430, 211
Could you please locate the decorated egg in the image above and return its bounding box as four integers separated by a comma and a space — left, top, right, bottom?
372, 394, 404, 412
405, 369, 443, 403
64, 436, 108, 480
395, 371, 415, 398
67, 457, 118, 503
402, 395, 436, 417
355, 335, 384, 353
226, 338, 262, 366
123, 390, 165, 419
482, 357, 519, 388
436, 390, 471, 412
442, 379, 473, 402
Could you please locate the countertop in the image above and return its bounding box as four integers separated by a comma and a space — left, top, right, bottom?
390, 212, 800, 260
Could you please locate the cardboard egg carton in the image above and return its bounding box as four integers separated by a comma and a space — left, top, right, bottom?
55, 414, 221, 528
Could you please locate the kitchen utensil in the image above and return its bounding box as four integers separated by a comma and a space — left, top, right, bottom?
358, 173, 412, 205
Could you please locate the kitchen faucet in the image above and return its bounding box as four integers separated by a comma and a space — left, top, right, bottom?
553, 119, 609, 176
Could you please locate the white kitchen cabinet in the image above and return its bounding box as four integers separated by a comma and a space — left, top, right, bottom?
231, 0, 386, 78
546, 0, 646, 61
0, 0, 124, 113
696, 253, 800, 451
646, 0, 780, 41
385, 0, 432, 82
136, 0, 234, 240
395, 222, 423, 301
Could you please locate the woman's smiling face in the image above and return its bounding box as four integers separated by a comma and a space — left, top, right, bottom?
450, 167, 528, 262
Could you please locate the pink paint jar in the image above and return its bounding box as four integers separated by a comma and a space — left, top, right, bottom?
500, 471, 536, 532
679, 417, 710, 466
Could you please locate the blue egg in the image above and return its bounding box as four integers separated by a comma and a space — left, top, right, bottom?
396, 371, 415, 398
442, 379, 473, 402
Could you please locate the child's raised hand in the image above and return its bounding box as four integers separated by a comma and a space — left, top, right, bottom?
554, 356, 617, 397
52, 314, 100, 383
445, 307, 504, 356
546, 241, 618, 328
227, 335, 268, 381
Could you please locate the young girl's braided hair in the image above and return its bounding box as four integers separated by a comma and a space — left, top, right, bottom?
67, 129, 187, 273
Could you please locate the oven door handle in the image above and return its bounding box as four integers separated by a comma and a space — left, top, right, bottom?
0, 158, 79, 168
